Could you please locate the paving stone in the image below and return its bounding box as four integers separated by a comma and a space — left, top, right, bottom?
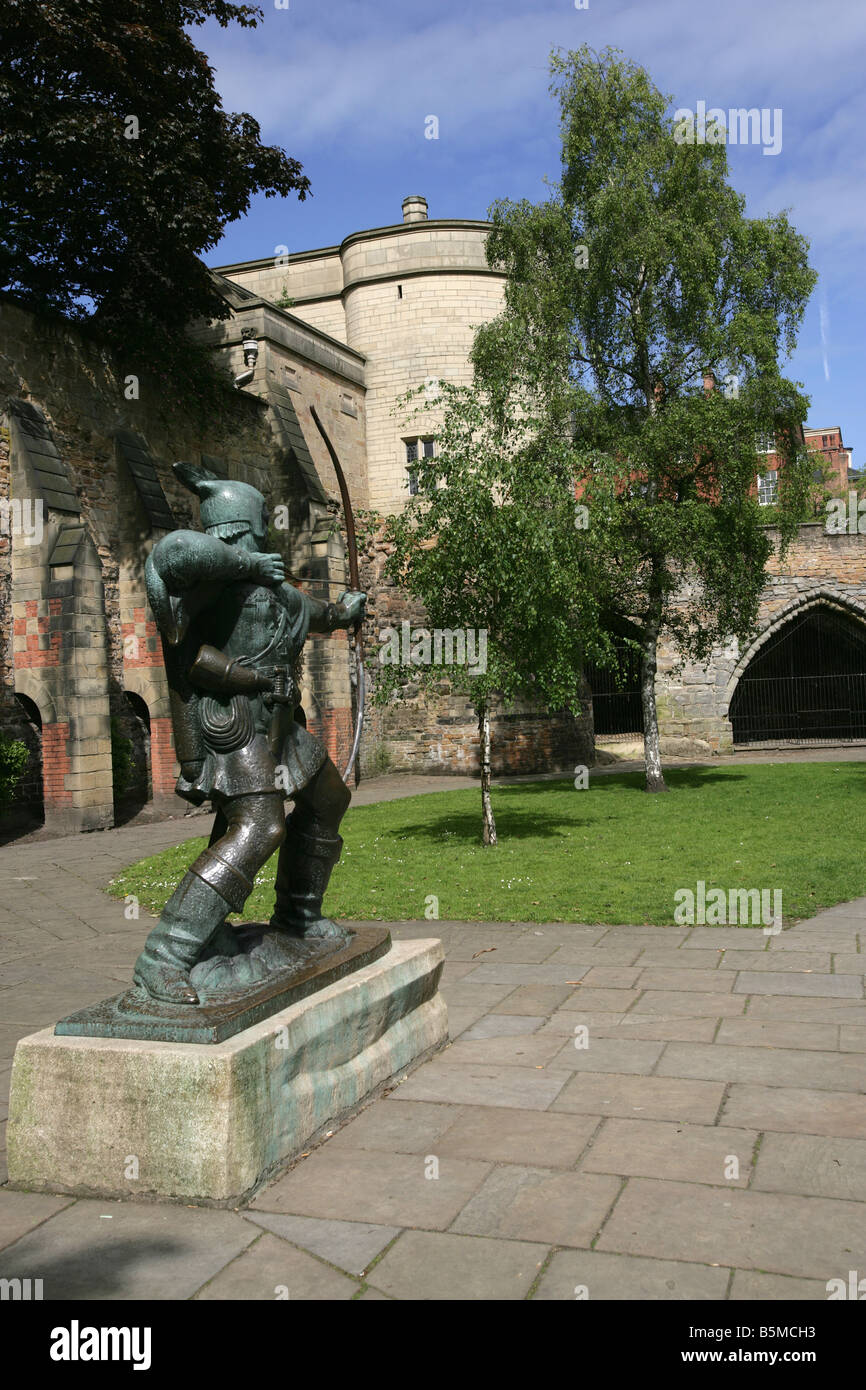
556, 987, 644, 1012
193, 1232, 358, 1300
729, 1270, 831, 1300
581, 1118, 755, 1186
464, 962, 591, 987
715, 1018, 839, 1051
438, 980, 520, 1011
733, 971, 863, 999
752, 1132, 866, 1201
658, 1041, 866, 1092
495, 984, 577, 1015
392, 1059, 573, 1111
242, 1213, 397, 1276
718, 950, 832, 972
595, 928, 693, 946
769, 932, 861, 951
443, 1032, 567, 1068
534, 1249, 730, 1300
537, 1010, 627, 1035
0, 1191, 74, 1252
597, 1178, 866, 1280
436, 1106, 598, 1167
541, 1010, 718, 1043
480, 936, 564, 963
722, 1085, 866, 1139
578, 966, 642, 988
461, 1014, 543, 1040
0, 1199, 257, 1299
322, 1098, 464, 1154
250, 1147, 491, 1229
840, 1025, 866, 1052
356, 1286, 392, 1299
683, 928, 775, 949
367, 1230, 548, 1300
746, 996, 866, 1024
444, 1005, 489, 1037
503, 925, 608, 948
586, 1015, 721, 1043
831, 955, 866, 976
441, 934, 527, 963
636, 969, 735, 993
552, 1073, 725, 1124
451, 1165, 620, 1247
632, 991, 745, 1017
633, 950, 723, 970
543, 946, 644, 968
552, 1036, 666, 1075
439, 961, 480, 985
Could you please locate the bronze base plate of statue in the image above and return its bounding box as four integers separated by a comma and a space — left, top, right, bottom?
55, 923, 392, 1044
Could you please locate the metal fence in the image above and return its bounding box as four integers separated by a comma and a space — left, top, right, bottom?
586, 644, 643, 737
730, 672, 866, 745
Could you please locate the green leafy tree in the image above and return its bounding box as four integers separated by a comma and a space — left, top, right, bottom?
472, 46, 817, 792
0, 733, 28, 814
381, 380, 609, 845
0, 0, 309, 372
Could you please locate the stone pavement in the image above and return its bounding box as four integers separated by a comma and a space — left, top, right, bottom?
1, 776, 865, 1299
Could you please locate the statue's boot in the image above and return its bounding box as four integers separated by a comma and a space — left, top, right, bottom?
268, 815, 349, 943
133, 864, 242, 1005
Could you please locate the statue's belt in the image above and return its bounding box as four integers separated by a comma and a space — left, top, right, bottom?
197, 665, 296, 757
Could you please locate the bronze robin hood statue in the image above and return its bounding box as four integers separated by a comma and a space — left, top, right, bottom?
132, 461, 366, 1006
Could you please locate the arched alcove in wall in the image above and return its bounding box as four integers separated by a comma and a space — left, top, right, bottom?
112, 689, 153, 821
728, 601, 866, 745
4, 693, 45, 832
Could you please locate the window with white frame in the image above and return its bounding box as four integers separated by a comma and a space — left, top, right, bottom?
405, 438, 434, 495
755, 431, 776, 454
757, 470, 779, 506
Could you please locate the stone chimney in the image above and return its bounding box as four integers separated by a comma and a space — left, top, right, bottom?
402, 195, 428, 223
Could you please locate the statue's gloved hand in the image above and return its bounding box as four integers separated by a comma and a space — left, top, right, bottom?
337, 590, 366, 626
190, 644, 275, 695
252, 552, 286, 586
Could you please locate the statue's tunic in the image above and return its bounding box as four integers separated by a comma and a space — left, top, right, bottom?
146, 532, 330, 804
181, 580, 326, 802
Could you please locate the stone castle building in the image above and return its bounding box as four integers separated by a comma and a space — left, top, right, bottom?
1, 195, 864, 836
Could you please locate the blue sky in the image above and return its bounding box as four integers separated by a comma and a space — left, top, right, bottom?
202, 0, 865, 461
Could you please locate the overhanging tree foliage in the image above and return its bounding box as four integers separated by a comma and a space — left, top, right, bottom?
0, 0, 309, 364
472, 45, 817, 792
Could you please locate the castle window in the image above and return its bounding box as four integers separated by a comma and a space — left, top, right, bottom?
405, 438, 434, 496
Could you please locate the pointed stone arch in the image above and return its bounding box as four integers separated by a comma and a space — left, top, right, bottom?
722, 587, 866, 717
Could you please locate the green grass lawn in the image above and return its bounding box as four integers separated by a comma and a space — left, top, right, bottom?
108, 762, 866, 927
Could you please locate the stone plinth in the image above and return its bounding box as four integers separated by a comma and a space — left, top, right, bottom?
7, 938, 447, 1205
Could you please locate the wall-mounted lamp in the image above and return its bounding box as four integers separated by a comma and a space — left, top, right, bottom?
234, 332, 259, 389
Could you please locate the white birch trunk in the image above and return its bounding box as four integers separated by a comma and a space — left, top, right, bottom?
478, 702, 497, 845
